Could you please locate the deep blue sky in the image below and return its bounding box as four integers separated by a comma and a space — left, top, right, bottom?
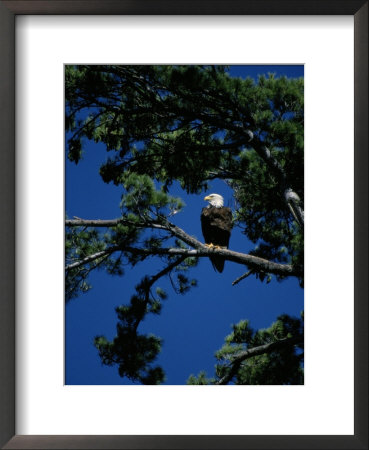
65, 65, 304, 385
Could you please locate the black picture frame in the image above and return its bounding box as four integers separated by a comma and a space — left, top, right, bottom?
0, 1, 367, 449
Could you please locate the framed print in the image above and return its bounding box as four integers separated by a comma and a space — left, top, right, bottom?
1, 1, 367, 449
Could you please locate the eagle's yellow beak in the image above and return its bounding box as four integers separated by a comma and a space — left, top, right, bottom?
204, 196, 211, 201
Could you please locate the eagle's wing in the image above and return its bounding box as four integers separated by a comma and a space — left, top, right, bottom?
201, 207, 233, 272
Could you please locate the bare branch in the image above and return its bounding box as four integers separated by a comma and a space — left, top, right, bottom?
232, 270, 253, 286
148, 255, 187, 286
284, 188, 304, 227
66, 246, 298, 278
66, 246, 120, 271
66, 217, 300, 277
66, 217, 141, 227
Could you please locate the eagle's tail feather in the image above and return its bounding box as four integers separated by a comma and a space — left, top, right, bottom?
211, 256, 225, 273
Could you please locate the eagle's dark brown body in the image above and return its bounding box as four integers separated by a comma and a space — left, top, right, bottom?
201, 206, 233, 272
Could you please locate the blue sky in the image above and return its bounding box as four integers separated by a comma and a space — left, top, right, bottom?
65, 65, 304, 385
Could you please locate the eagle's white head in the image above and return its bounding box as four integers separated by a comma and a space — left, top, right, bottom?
204, 193, 224, 208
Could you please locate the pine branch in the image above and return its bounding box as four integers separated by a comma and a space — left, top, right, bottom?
65, 246, 120, 271
66, 217, 139, 227
252, 143, 304, 227
149, 256, 187, 286
65, 217, 300, 277
132, 256, 187, 332
216, 335, 303, 385
157, 98, 305, 228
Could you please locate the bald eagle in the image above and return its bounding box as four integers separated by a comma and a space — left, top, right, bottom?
201, 193, 233, 273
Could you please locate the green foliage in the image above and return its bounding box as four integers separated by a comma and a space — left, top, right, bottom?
188, 313, 304, 385
65, 65, 304, 384
66, 65, 303, 284
92, 259, 197, 384
94, 332, 165, 385
118, 172, 184, 218
187, 371, 214, 385
65, 226, 122, 301
233, 315, 304, 385
94, 277, 167, 385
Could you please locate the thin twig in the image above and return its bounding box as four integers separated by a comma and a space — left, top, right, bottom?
232, 270, 253, 286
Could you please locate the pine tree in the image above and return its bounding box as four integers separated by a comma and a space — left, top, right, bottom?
65, 65, 304, 385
